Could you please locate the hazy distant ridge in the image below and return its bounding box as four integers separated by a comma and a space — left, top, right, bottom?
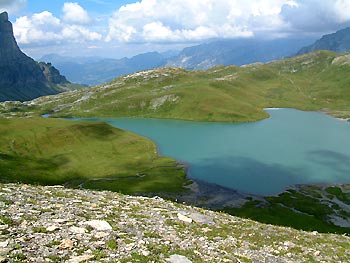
297, 28, 350, 55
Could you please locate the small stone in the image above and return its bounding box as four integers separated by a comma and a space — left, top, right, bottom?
188, 212, 214, 225
142, 250, 150, 256
166, 254, 193, 263
314, 250, 321, 256
46, 225, 59, 232
0, 241, 8, 248
84, 220, 112, 231
52, 219, 67, 224
283, 241, 295, 248
177, 213, 192, 223
59, 239, 74, 249
125, 243, 135, 251
94, 231, 109, 239
68, 254, 94, 263
70, 226, 86, 234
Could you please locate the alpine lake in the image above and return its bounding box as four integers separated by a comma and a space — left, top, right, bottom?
73, 109, 350, 196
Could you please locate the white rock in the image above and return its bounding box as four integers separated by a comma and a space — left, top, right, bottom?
70, 226, 86, 234
52, 219, 67, 224
283, 241, 295, 248
68, 254, 94, 263
188, 212, 214, 225
166, 254, 193, 263
177, 213, 192, 223
0, 240, 8, 248
46, 225, 59, 232
84, 220, 112, 231
94, 231, 109, 239
59, 239, 74, 249
125, 242, 135, 251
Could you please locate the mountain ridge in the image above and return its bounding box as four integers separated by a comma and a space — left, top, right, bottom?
41, 38, 314, 86
297, 27, 350, 55
40, 52, 168, 86
167, 38, 315, 70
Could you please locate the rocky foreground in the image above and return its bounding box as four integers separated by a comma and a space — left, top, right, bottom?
0, 184, 349, 263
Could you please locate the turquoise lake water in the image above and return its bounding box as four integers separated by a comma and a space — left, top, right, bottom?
76, 109, 350, 195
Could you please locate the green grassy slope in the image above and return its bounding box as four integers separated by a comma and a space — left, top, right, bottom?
4, 50, 350, 122
0, 118, 187, 194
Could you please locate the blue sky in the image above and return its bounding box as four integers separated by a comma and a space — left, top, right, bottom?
25, 0, 135, 17
1, 0, 350, 59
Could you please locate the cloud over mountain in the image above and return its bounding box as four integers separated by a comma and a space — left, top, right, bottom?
106, 0, 350, 43
281, 0, 350, 33
106, 0, 288, 42
8, 0, 350, 58
13, 3, 101, 45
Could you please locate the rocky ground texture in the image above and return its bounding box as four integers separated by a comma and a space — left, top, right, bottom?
0, 183, 349, 263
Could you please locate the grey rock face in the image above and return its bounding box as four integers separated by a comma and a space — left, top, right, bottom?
0, 12, 71, 102
166, 254, 193, 263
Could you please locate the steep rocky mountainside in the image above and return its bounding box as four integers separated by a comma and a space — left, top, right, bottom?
0, 12, 77, 102
297, 27, 350, 55
0, 183, 349, 262
39, 62, 69, 85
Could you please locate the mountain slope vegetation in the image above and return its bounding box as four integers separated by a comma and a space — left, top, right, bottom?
5, 50, 350, 122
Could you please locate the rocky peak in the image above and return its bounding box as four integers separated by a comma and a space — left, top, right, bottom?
0, 11, 8, 21
0, 12, 73, 102
0, 11, 21, 58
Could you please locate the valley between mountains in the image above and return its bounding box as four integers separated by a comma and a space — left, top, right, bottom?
2, 50, 350, 236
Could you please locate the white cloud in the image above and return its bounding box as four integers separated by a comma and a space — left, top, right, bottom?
62, 2, 91, 25
281, 0, 350, 33
106, 0, 289, 43
13, 11, 102, 45
0, 0, 26, 14
105, 0, 350, 43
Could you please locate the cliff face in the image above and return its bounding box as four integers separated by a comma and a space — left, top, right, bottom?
0, 12, 71, 102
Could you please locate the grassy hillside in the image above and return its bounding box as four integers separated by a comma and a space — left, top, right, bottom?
3, 50, 350, 122
0, 118, 187, 194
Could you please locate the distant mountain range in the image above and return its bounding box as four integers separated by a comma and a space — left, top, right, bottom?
41, 38, 315, 86
0, 12, 79, 102
166, 38, 315, 69
40, 52, 172, 86
297, 27, 350, 55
